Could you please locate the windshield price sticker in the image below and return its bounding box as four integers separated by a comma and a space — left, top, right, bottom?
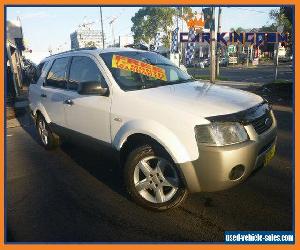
112, 54, 167, 81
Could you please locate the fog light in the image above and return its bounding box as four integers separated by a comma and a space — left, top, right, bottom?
229, 165, 245, 180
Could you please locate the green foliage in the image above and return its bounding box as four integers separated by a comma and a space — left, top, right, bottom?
84, 41, 96, 48
131, 7, 192, 48
230, 27, 246, 33
269, 7, 292, 34
268, 7, 293, 52
259, 24, 277, 32
282, 6, 293, 24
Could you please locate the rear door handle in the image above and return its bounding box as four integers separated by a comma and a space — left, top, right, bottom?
40, 93, 47, 98
63, 99, 74, 105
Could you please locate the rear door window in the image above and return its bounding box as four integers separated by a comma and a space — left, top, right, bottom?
45, 57, 69, 89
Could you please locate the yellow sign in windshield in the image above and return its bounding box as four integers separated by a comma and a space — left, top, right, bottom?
112, 54, 167, 81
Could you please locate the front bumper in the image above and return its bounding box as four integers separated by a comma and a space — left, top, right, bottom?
178, 111, 277, 193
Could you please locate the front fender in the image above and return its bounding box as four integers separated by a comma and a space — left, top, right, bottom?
112, 119, 198, 164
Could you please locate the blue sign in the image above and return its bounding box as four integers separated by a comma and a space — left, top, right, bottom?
224, 231, 294, 244
179, 32, 289, 45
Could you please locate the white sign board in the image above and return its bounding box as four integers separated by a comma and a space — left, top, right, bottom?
229, 56, 237, 64
252, 58, 259, 65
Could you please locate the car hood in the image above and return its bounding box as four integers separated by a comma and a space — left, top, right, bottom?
132, 81, 263, 118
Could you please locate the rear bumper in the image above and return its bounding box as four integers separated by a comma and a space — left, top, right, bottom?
178, 111, 277, 193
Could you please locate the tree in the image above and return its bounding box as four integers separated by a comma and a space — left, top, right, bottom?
230, 27, 245, 33
282, 6, 293, 24
269, 7, 292, 34
131, 7, 192, 49
269, 7, 293, 54
84, 41, 96, 48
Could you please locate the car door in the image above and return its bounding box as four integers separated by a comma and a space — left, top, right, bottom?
63, 55, 111, 143
40, 57, 70, 126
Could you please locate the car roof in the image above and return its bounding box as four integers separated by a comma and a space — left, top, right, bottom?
41, 47, 147, 64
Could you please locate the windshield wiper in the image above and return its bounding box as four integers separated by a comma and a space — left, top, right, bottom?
135, 82, 161, 90
149, 63, 174, 67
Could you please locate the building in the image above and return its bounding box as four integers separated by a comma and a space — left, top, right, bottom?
6, 19, 25, 100
70, 24, 103, 50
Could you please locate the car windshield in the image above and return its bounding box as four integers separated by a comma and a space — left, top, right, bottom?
100, 51, 194, 91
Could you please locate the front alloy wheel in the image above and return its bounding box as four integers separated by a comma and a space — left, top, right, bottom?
124, 144, 187, 211
134, 156, 179, 203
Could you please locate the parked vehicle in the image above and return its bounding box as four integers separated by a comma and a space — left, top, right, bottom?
278, 55, 293, 63
29, 48, 277, 211
192, 58, 205, 68
219, 57, 229, 67
238, 53, 248, 64
201, 58, 210, 67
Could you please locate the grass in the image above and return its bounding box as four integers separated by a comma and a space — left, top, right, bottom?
270, 79, 293, 85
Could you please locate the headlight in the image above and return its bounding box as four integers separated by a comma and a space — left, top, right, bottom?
195, 122, 249, 146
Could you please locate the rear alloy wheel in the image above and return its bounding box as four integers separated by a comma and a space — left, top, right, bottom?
38, 118, 49, 146
124, 145, 187, 211
36, 115, 58, 150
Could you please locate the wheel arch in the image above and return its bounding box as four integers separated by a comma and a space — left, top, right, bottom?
113, 119, 194, 164
33, 105, 51, 124
119, 133, 167, 166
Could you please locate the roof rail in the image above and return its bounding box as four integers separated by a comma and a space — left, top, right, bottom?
46, 47, 98, 58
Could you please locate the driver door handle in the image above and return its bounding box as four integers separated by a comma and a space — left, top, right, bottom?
63, 99, 74, 105
40, 93, 47, 98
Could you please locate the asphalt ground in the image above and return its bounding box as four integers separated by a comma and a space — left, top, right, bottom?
6, 104, 293, 242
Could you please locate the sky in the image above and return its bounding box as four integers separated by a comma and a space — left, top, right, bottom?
6, 6, 279, 63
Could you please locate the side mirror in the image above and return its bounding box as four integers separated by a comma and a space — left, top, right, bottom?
77, 82, 108, 96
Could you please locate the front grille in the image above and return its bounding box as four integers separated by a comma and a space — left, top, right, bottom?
251, 112, 273, 134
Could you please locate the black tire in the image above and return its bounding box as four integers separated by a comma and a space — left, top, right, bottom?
36, 114, 58, 150
124, 144, 188, 211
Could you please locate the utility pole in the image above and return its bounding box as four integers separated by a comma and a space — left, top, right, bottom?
210, 7, 216, 83
216, 7, 221, 78
99, 7, 105, 49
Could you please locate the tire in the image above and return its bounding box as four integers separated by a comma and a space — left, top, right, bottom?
36, 114, 58, 150
124, 144, 188, 211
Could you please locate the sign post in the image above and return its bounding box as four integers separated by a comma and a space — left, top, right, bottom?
210, 7, 216, 83
274, 25, 284, 81
216, 7, 222, 78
